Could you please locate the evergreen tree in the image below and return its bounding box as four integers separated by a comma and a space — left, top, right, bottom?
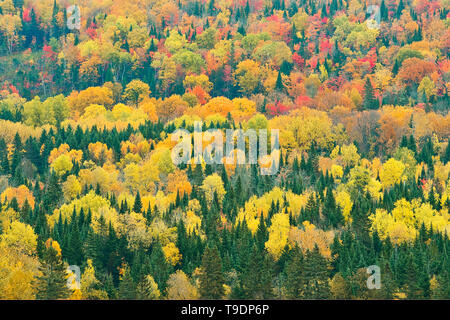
118, 264, 137, 299
192, 163, 204, 188
396, 0, 404, 18
363, 77, 378, 110
405, 254, 425, 299
67, 222, 83, 265
380, 0, 388, 21
241, 246, 274, 299
149, 243, 172, 291
442, 140, 450, 163
43, 171, 63, 209
133, 191, 143, 213
432, 268, 450, 299
199, 245, 225, 299
285, 246, 304, 299
275, 70, 284, 91
36, 243, 71, 300
302, 245, 330, 299
255, 214, 269, 252
323, 187, 343, 228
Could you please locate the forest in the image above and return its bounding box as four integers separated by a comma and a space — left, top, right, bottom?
0, 0, 448, 300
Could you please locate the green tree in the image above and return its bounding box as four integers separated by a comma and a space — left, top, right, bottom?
302, 245, 330, 299
118, 264, 137, 299
199, 245, 225, 299
285, 246, 304, 299
363, 78, 378, 110
36, 243, 71, 300
241, 246, 274, 299
133, 191, 142, 213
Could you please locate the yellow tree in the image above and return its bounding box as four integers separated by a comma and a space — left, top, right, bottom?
380, 158, 406, 189
0, 221, 37, 255
67, 86, 114, 117
51, 154, 74, 176
0, 244, 40, 299
23, 96, 55, 127
62, 175, 82, 201
88, 142, 114, 165
80, 259, 108, 300
123, 80, 150, 107
183, 74, 213, 94
162, 242, 182, 266
0, 13, 21, 54
265, 213, 290, 260
0, 221, 40, 299
166, 270, 199, 300
200, 174, 226, 207
288, 221, 334, 258
234, 60, 262, 95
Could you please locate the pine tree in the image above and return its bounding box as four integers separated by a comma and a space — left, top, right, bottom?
43, 171, 63, 209
432, 267, 450, 299
51, 0, 60, 38
392, 58, 400, 75
149, 243, 172, 291
405, 254, 423, 299
396, 0, 404, 18
323, 187, 343, 228
192, 164, 204, 188
400, 135, 408, 148
285, 246, 304, 299
133, 191, 143, 213
302, 245, 330, 299
442, 140, 450, 163
0, 151, 9, 174
408, 134, 417, 153
136, 275, 161, 300
241, 246, 274, 299
199, 245, 225, 299
67, 222, 83, 265
118, 264, 137, 299
363, 77, 378, 110
275, 70, 284, 92
379, 261, 396, 299
255, 214, 269, 252
36, 243, 71, 300
380, 0, 388, 21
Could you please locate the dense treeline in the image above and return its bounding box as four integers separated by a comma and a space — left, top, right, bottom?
1, 117, 449, 299
0, 0, 448, 300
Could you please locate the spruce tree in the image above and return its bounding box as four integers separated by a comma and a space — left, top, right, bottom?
43, 171, 63, 209
380, 0, 388, 21
67, 222, 83, 265
118, 265, 137, 299
302, 245, 330, 299
323, 187, 343, 228
133, 191, 143, 213
405, 254, 423, 299
363, 77, 378, 110
149, 243, 172, 291
275, 70, 284, 91
433, 267, 450, 299
255, 214, 269, 252
396, 0, 404, 18
199, 245, 225, 299
36, 243, 71, 300
285, 246, 304, 299
241, 246, 274, 299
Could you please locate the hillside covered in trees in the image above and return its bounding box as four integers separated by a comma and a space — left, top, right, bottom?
0, 0, 449, 300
